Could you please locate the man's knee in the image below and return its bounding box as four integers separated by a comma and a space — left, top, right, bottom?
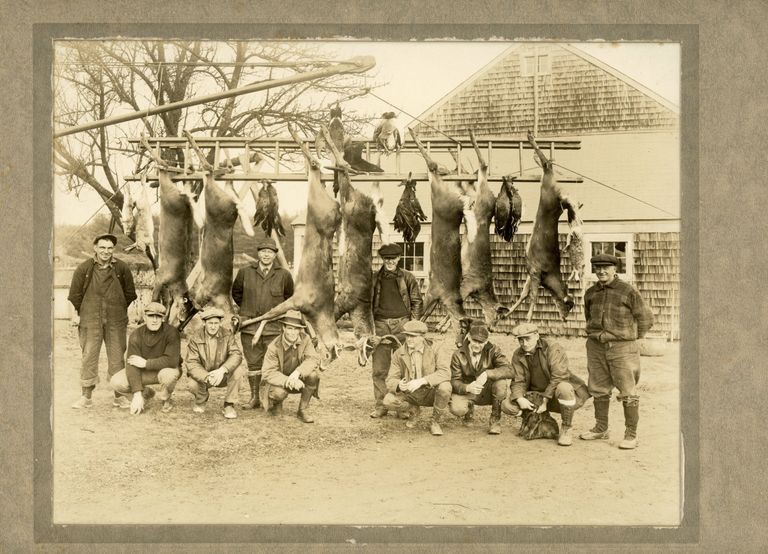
302, 370, 320, 387
449, 394, 470, 417
110, 370, 130, 394
157, 367, 181, 385
491, 379, 508, 399
501, 397, 521, 416
554, 381, 576, 401
269, 387, 289, 403
435, 381, 452, 400
383, 392, 407, 411
230, 364, 246, 381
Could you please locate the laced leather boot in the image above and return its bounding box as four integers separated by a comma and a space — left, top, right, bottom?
242, 375, 261, 410
580, 397, 610, 440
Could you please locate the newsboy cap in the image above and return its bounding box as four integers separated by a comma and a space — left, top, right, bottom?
200, 307, 225, 321
467, 322, 490, 342
402, 320, 428, 336
512, 322, 539, 338
280, 309, 306, 328
590, 253, 619, 266
378, 243, 402, 258
256, 237, 278, 252
143, 302, 167, 317
93, 233, 118, 246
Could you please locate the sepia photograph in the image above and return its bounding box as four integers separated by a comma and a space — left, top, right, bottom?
50, 36, 683, 529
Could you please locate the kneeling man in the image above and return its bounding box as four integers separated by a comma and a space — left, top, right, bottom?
185, 307, 245, 419
110, 302, 182, 415
382, 320, 452, 436
259, 310, 320, 423
502, 323, 590, 446
448, 321, 514, 435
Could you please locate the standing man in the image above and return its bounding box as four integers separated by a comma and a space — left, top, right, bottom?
232, 237, 294, 410
185, 307, 245, 419
68, 233, 137, 409
369, 243, 423, 418
448, 321, 514, 435
382, 320, 452, 436
501, 323, 590, 446
580, 253, 654, 449
259, 310, 320, 423
110, 302, 182, 415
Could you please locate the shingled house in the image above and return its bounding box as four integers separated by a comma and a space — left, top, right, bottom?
293, 43, 680, 339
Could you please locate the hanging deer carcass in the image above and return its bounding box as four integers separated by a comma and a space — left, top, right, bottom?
459, 130, 510, 325
408, 128, 472, 343
505, 131, 582, 321
245, 125, 343, 365
152, 169, 196, 326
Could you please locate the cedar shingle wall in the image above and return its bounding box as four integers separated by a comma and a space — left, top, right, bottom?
414, 44, 678, 138
633, 232, 680, 339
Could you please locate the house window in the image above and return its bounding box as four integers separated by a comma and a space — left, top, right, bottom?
522, 54, 551, 76
586, 234, 634, 281
396, 242, 425, 272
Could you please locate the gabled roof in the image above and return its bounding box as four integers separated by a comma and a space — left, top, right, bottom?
412, 43, 679, 137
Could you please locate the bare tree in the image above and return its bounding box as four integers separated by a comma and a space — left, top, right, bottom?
54, 39, 378, 227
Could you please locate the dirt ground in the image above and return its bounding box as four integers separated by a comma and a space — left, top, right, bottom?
52, 320, 681, 526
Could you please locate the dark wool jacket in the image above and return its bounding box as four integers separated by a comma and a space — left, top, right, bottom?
372, 267, 423, 319
450, 342, 514, 394
509, 339, 587, 401
67, 257, 137, 314
232, 263, 294, 336
125, 322, 182, 393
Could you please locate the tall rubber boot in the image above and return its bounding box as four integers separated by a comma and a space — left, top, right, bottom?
619, 397, 639, 449
558, 405, 575, 446
580, 397, 610, 440
297, 385, 317, 423
242, 375, 261, 410
488, 399, 502, 435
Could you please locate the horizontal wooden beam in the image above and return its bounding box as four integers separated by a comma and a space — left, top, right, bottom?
123, 172, 583, 183
125, 136, 582, 151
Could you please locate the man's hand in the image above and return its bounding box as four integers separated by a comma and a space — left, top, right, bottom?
475, 371, 488, 387
70, 314, 80, 327
466, 381, 484, 395
535, 401, 548, 414
206, 368, 226, 387
127, 355, 147, 368
516, 397, 535, 411
369, 336, 382, 348
397, 378, 409, 392
285, 371, 304, 391
405, 378, 427, 393
130, 392, 145, 415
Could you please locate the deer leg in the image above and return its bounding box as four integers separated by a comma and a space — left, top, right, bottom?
525, 273, 542, 322
542, 272, 575, 321
505, 275, 532, 318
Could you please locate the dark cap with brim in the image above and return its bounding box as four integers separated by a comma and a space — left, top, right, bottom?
144, 302, 167, 317
93, 233, 118, 246
590, 253, 619, 266
378, 243, 402, 258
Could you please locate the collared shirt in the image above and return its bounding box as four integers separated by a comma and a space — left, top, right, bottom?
584, 276, 654, 341
406, 342, 425, 379
203, 331, 219, 367
281, 335, 300, 375
258, 263, 274, 277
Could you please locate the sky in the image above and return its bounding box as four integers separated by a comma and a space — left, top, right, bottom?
53, 40, 680, 227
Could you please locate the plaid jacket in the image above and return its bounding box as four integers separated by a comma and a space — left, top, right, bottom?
584, 277, 654, 341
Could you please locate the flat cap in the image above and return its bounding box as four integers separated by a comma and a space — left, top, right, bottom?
256, 237, 278, 252
144, 302, 167, 317
467, 322, 490, 342
93, 233, 117, 245
590, 253, 619, 266
512, 322, 539, 338
200, 307, 225, 321
402, 320, 428, 336
378, 243, 402, 258
280, 309, 306, 328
